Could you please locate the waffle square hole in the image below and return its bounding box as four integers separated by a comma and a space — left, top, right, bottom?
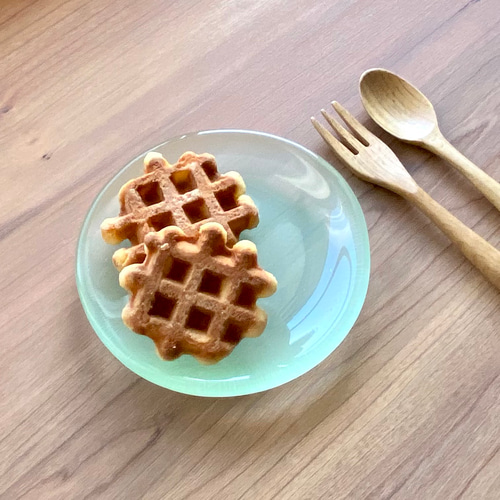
198, 270, 224, 296
235, 283, 257, 309
215, 186, 238, 211
183, 198, 210, 223
149, 292, 176, 320
164, 257, 191, 282
170, 169, 197, 194
228, 215, 251, 239
137, 181, 164, 206
148, 212, 174, 231
186, 306, 213, 332
124, 222, 141, 245
222, 321, 244, 344
201, 160, 218, 181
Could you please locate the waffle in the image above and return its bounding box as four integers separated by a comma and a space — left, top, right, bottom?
101, 151, 259, 270
119, 222, 277, 363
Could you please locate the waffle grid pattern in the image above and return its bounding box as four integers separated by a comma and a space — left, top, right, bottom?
120, 223, 276, 362
101, 152, 258, 269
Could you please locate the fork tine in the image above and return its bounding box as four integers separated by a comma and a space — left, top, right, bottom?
332, 101, 375, 145
321, 109, 362, 153
311, 117, 352, 163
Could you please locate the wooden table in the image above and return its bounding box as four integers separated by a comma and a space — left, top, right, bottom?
1, 1, 499, 498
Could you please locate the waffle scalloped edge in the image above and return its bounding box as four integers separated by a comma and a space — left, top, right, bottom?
118, 222, 277, 364
101, 151, 259, 270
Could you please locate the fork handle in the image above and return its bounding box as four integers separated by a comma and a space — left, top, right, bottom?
424, 131, 500, 212
403, 187, 500, 290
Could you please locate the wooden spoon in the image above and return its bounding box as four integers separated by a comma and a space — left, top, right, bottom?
359, 68, 500, 211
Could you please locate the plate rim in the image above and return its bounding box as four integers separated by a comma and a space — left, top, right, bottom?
76, 128, 370, 397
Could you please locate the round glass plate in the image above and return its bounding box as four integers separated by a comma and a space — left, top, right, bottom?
76, 130, 370, 397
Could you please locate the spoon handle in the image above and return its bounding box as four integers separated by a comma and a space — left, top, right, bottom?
425, 131, 500, 212
403, 186, 500, 290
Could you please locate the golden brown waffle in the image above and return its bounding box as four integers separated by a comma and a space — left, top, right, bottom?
101, 151, 259, 270
119, 222, 277, 363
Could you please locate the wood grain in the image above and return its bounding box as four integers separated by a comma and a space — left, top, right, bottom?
1, 0, 499, 499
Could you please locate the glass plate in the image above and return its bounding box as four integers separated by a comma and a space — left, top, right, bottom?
76, 130, 370, 396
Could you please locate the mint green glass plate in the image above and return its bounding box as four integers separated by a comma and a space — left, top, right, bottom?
76, 130, 370, 397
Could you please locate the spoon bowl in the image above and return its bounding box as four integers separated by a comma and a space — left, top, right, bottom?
359, 68, 500, 212
359, 68, 437, 143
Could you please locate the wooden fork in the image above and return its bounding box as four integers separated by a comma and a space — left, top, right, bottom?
311, 102, 500, 290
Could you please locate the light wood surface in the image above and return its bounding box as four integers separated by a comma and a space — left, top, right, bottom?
313, 104, 500, 290
426, 131, 500, 212
1, 1, 499, 499
360, 68, 500, 211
